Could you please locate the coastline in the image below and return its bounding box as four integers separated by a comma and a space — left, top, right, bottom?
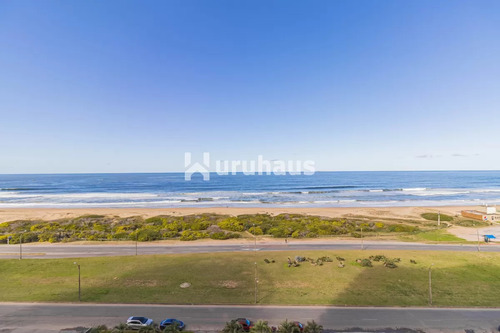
0, 205, 484, 223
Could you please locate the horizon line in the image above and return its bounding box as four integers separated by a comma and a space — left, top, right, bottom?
1, 169, 500, 176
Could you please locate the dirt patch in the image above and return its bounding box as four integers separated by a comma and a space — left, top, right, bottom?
274, 281, 312, 288
218, 280, 239, 288
122, 279, 159, 287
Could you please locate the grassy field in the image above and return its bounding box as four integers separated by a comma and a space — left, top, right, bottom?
0, 250, 499, 307
399, 229, 467, 242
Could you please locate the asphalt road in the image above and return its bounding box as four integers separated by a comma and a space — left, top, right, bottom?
0, 303, 499, 333
0, 241, 499, 259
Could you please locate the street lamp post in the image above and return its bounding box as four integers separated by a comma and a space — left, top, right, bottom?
476, 229, 480, 252
428, 264, 434, 306
253, 224, 257, 304
19, 233, 23, 260
19, 230, 26, 260
74, 262, 81, 302
360, 226, 364, 250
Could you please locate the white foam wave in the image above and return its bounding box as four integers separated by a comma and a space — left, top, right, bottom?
402, 187, 427, 191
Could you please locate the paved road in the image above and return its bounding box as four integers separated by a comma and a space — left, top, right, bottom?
0, 241, 499, 259
0, 303, 499, 333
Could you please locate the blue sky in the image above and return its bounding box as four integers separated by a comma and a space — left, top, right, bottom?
0, 0, 499, 173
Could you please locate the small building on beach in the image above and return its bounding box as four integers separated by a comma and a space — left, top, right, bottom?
461, 207, 498, 222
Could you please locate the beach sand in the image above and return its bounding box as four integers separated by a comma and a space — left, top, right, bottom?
0, 205, 484, 223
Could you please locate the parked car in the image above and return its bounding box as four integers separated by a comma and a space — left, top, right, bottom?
159, 318, 185, 331
126, 316, 154, 329
292, 321, 304, 332
235, 318, 253, 332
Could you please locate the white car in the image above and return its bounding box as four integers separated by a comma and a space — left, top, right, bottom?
126, 316, 154, 329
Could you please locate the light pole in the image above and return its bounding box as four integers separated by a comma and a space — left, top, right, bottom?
360, 226, 364, 250
19, 230, 26, 260
428, 264, 434, 306
476, 229, 480, 252
74, 262, 81, 302
253, 224, 258, 304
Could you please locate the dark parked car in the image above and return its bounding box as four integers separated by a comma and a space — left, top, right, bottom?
292, 321, 304, 332
235, 318, 253, 332
159, 318, 185, 331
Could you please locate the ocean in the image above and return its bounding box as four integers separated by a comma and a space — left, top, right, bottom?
0, 171, 499, 208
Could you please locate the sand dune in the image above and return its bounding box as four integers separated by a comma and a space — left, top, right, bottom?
0, 205, 483, 223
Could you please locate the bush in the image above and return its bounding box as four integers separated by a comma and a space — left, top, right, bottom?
360, 259, 372, 267
180, 230, 209, 241
421, 213, 453, 222
209, 232, 231, 240
248, 226, 263, 235
135, 229, 162, 241
218, 217, 245, 232
161, 230, 179, 239
388, 224, 418, 233
145, 216, 166, 225
268, 226, 290, 238
109, 232, 129, 240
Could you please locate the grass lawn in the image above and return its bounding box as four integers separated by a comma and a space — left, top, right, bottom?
421, 213, 454, 222
0, 250, 499, 307
399, 229, 467, 243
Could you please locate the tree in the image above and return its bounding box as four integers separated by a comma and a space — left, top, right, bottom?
251, 320, 272, 333
222, 320, 245, 333
304, 321, 323, 333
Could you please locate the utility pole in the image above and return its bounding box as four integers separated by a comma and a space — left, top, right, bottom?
361, 226, 364, 250
477, 229, 480, 252
74, 262, 81, 302
19, 233, 23, 260
253, 224, 258, 304
19, 230, 27, 260
428, 264, 434, 306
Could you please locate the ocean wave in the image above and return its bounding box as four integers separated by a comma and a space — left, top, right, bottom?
401, 187, 427, 191
409, 190, 470, 196
300, 185, 360, 190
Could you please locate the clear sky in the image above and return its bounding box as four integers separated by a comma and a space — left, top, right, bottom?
0, 0, 499, 173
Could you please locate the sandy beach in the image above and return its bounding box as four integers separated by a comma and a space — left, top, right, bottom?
0, 205, 486, 223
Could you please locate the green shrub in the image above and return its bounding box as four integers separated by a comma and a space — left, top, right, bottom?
145, 216, 166, 225
180, 230, 209, 241
360, 259, 372, 267
210, 232, 228, 240
248, 226, 263, 235
218, 217, 245, 232
268, 227, 289, 238
134, 229, 162, 241
161, 230, 179, 238
191, 221, 211, 231
110, 232, 129, 240
421, 213, 453, 222
388, 224, 418, 233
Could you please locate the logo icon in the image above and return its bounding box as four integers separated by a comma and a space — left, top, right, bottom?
184, 152, 210, 181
